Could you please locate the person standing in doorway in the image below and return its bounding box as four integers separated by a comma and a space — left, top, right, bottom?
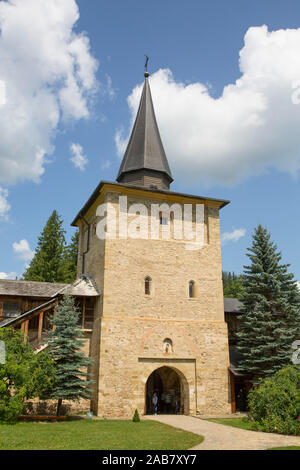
152, 392, 158, 415
175, 396, 181, 414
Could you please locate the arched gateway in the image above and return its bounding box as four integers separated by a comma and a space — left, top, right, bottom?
145, 366, 189, 415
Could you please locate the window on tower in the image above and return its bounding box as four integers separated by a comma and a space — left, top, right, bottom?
189, 280, 195, 298
145, 276, 152, 295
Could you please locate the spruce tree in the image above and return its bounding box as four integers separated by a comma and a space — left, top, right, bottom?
236, 225, 300, 379
23, 210, 66, 283
60, 231, 79, 284
47, 295, 93, 415
223, 271, 244, 298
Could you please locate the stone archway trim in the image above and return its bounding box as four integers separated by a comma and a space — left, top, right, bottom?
140, 359, 195, 415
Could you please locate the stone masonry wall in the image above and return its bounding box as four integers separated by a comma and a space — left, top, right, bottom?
80, 186, 231, 417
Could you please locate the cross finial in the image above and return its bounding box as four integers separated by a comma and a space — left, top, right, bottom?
144, 55, 149, 77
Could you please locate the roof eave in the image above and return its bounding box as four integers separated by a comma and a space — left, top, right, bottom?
71, 180, 230, 226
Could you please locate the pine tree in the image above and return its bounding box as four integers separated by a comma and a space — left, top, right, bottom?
23, 210, 66, 283
223, 271, 244, 298
236, 225, 300, 379
60, 231, 79, 284
132, 409, 140, 422
47, 295, 93, 415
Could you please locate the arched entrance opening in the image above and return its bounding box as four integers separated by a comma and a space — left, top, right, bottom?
145, 366, 188, 415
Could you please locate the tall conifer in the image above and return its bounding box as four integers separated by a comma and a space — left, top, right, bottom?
61, 231, 79, 284
23, 210, 66, 283
48, 295, 93, 415
236, 225, 300, 378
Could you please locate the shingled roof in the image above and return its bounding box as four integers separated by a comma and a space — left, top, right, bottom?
224, 297, 243, 314
0, 276, 100, 298
117, 73, 173, 185
0, 279, 67, 298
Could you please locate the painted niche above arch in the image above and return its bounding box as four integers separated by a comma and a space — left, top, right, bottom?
163, 338, 173, 355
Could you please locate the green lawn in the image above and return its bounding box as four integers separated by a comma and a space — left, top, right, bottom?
207, 419, 300, 444
0, 419, 203, 450
207, 417, 254, 431
268, 446, 300, 450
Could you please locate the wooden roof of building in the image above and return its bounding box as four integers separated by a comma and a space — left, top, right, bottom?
0, 279, 67, 298
0, 275, 100, 299
224, 297, 243, 314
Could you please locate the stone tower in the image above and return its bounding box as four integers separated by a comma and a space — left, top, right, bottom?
72, 70, 231, 417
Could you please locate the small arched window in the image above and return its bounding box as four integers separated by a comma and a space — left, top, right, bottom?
189, 280, 195, 298
145, 276, 152, 295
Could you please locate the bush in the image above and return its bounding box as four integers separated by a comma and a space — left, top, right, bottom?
0, 395, 24, 424
132, 409, 140, 422
247, 365, 300, 435
0, 328, 56, 424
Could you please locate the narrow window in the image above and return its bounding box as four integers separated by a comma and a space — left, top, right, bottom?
145, 276, 152, 295
189, 280, 195, 298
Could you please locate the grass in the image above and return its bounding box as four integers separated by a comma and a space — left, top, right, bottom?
207, 418, 300, 441
0, 419, 203, 450
268, 446, 300, 450
207, 417, 254, 431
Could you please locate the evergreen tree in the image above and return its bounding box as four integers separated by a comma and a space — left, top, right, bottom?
23, 210, 66, 283
60, 231, 79, 284
47, 295, 93, 415
132, 409, 140, 422
236, 225, 300, 379
222, 271, 244, 298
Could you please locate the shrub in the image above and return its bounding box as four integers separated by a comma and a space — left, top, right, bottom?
0, 328, 56, 424
132, 409, 140, 422
247, 365, 300, 435
0, 395, 24, 424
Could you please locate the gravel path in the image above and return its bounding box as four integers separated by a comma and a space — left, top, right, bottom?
146, 415, 300, 450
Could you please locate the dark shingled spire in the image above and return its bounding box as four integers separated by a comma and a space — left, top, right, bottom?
116, 72, 173, 190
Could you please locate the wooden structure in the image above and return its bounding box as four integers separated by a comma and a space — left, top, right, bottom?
0, 276, 99, 351
224, 298, 251, 412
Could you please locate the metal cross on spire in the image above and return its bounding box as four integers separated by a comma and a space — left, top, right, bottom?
144, 55, 149, 77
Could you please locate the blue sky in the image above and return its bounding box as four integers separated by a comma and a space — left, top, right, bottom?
1, 0, 300, 281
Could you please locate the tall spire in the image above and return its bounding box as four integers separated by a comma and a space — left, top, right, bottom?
116, 66, 173, 190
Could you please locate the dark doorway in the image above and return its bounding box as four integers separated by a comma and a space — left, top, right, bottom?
234, 381, 248, 412
145, 367, 182, 415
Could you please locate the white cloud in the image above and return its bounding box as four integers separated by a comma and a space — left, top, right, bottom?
221, 228, 246, 244
101, 159, 111, 170
296, 281, 300, 291
0, 0, 98, 186
13, 239, 34, 262
116, 25, 300, 186
106, 74, 116, 100
70, 142, 88, 171
0, 187, 10, 220
115, 128, 127, 158
0, 272, 17, 280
